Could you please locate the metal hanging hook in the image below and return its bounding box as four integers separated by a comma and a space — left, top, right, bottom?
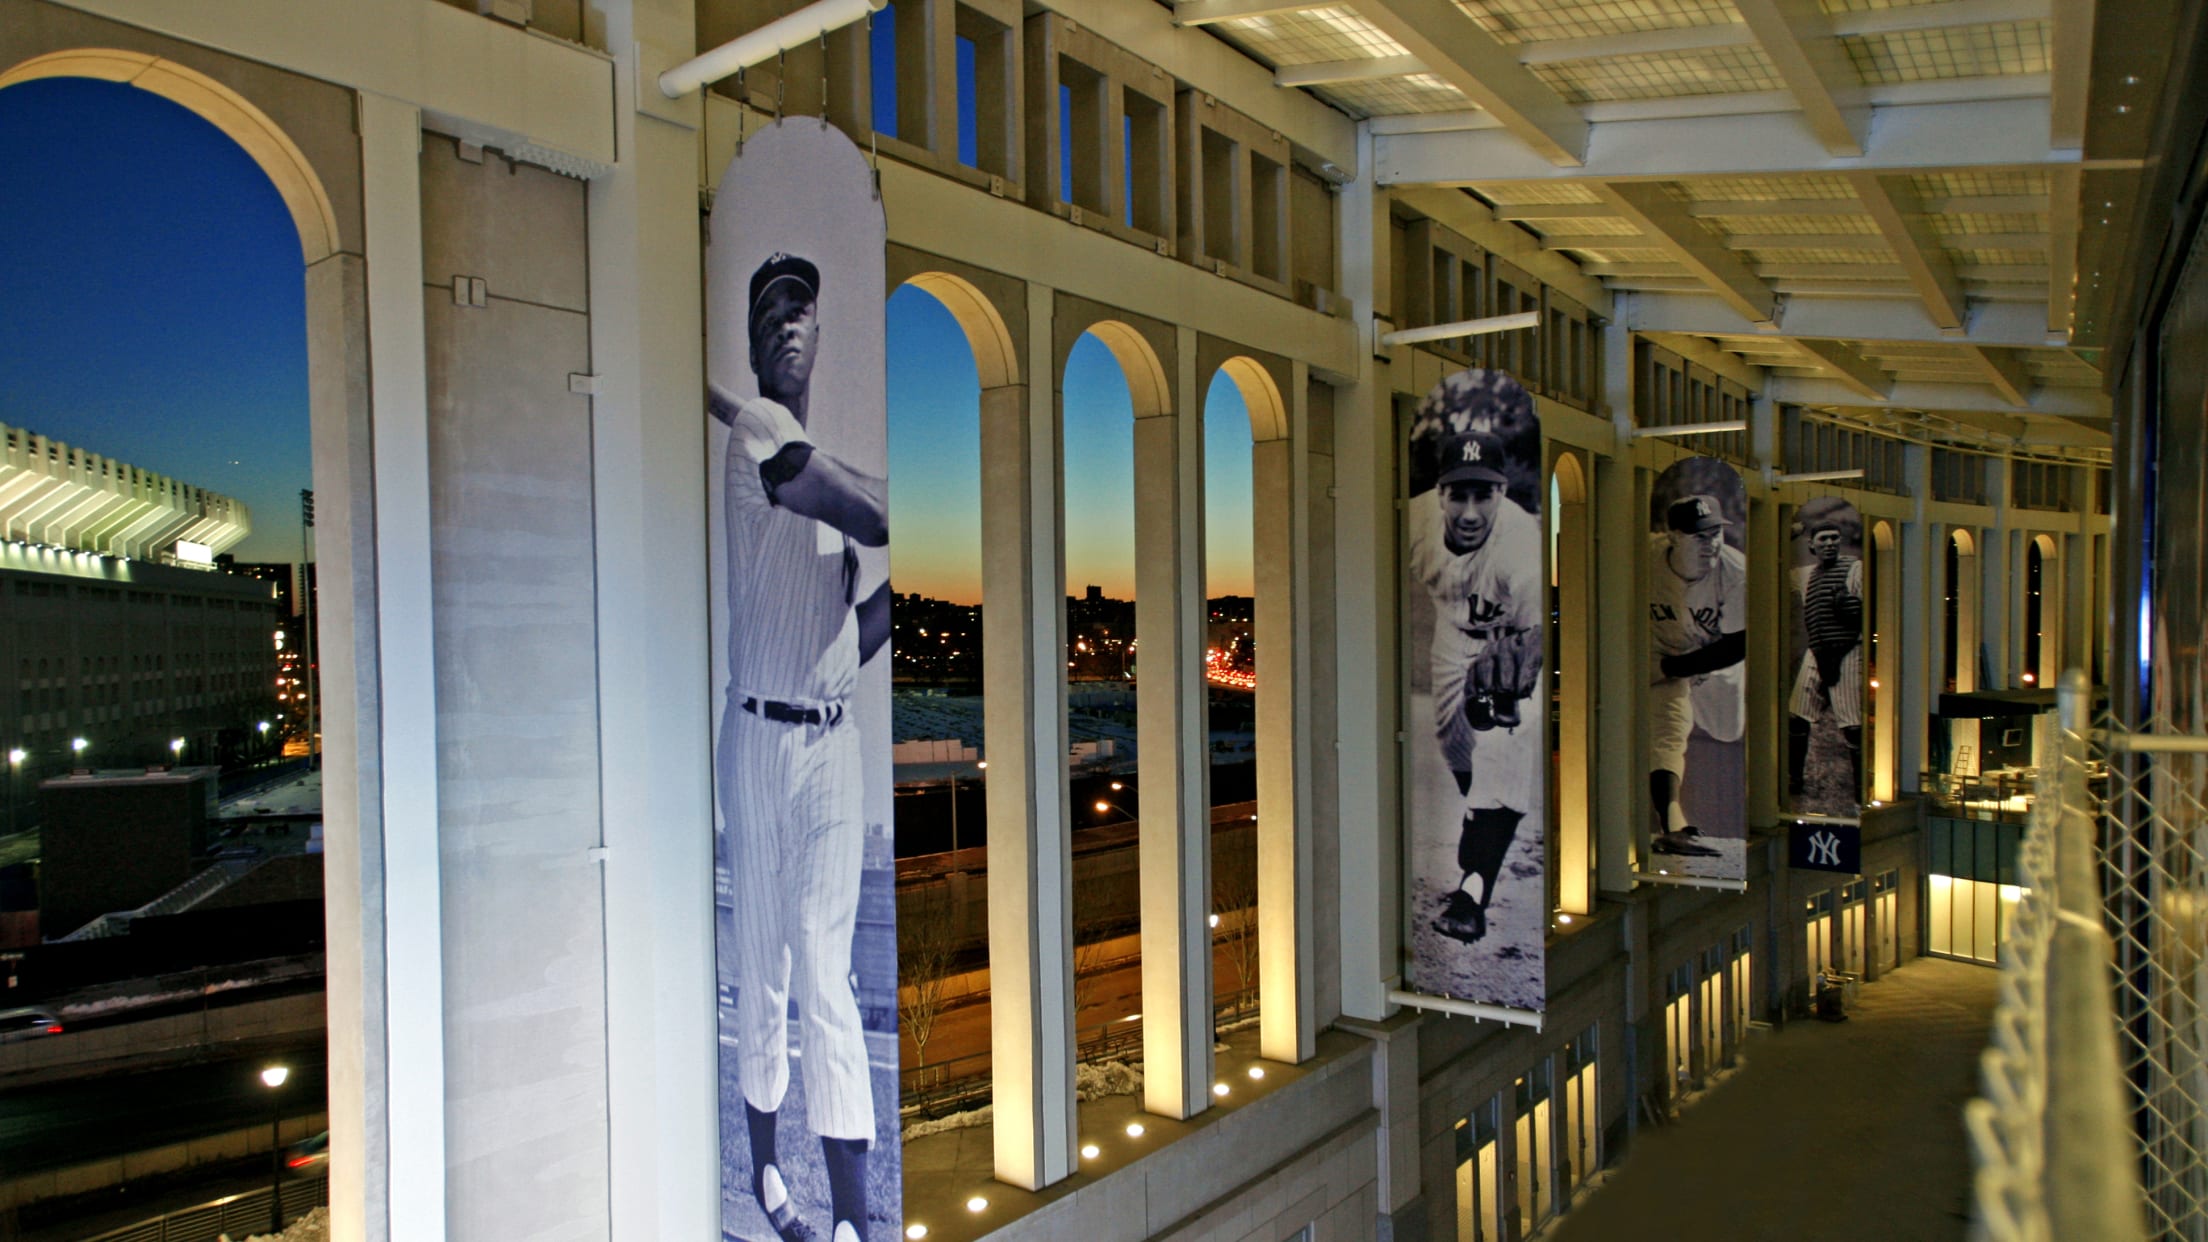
820, 30, 831, 129
775, 47, 786, 124
735, 67, 748, 154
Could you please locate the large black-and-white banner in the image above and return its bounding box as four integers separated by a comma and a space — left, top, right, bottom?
1646, 457, 1748, 882
1404, 369, 1546, 1014
1786, 496, 1866, 820
708, 122, 901, 1242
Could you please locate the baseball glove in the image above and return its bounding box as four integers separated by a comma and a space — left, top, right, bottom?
1463, 626, 1543, 731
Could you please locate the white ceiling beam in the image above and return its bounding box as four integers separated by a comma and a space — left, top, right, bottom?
2047, 165, 2080, 337
1492, 202, 1617, 221
1688, 199, 1868, 218
1767, 375, 2111, 419
1172, 0, 1315, 26
1373, 97, 2131, 185
1728, 231, 2046, 250
1392, 187, 1615, 310
1596, 182, 1778, 325
1497, 0, 2051, 66
1732, 0, 1870, 155
1617, 290, 2067, 347
1641, 332, 1773, 391
1968, 345, 2038, 406
1828, 0, 2051, 37
1790, 338, 1893, 399
1273, 55, 1427, 88
1514, 23, 1751, 65
1346, 0, 1589, 166
1362, 75, 2051, 137
1538, 232, 1651, 251
1849, 173, 1970, 330
2048, 0, 2096, 150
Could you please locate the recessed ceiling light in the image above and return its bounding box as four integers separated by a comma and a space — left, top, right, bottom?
967, 1196, 989, 1213
1213, 1082, 1230, 1097
1247, 1065, 1266, 1080
907, 1227, 930, 1240
1126, 1122, 1146, 1137
1080, 1143, 1101, 1159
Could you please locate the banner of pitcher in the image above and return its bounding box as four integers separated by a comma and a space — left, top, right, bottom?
1403, 368, 1551, 1014
707, 121, 902, 1242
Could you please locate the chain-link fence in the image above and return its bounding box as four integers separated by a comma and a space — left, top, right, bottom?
2099, 698, 2208, 1240
1965, 671, 2149, 1242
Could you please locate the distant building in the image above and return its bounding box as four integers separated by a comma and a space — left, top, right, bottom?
0, 423, 285, 783
36, 765, 219, 939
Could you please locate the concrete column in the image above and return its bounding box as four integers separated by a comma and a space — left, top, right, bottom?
1553, 456, 1592, 915
1134, 324, 1211, 1119
358, 90, 445, 1242
312, 249, 386, 1242
1899, 446, 1931, 793
590, 0, 713, 1234
981, 284, 1075, 1190
1256, 407, 1314, 1063
1594, 322, 1637, 890
1981, 470, 2012, 689
1333, 127, 1397, 1022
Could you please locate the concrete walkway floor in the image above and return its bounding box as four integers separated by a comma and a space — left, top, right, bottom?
1547, 956, 1999, 1242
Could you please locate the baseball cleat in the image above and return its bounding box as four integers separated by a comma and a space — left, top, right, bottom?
1433, 891, 1487, 943
1652, 827, 1721, 857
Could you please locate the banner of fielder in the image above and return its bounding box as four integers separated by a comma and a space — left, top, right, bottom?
708, 122, 902, 1242
1786, 497, 1867, 822
1404, 368, 1547, 1015
1645, 457, 1748, 883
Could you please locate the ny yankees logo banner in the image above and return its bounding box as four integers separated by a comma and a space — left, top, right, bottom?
1787, 496, 1867, 821
1403, 369, 1547, 1014
706, 122, 902, 1242
1646, 458, 1748, 883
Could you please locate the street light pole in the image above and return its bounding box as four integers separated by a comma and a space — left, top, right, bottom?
261, 1063, 290, 1234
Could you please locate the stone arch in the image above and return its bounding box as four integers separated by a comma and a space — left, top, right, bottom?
2027, 532, 2061, 685
902, 270, 1021, 390
1079, 319, 1173, 420
0, 49, 341, 265
1551, 448, 1589, 504
1216, 356, 1289, 443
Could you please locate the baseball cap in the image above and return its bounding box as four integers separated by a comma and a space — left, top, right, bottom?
749, 252, 820, 321
1437, 431, 1509, 488
1666, 495, 1726, 534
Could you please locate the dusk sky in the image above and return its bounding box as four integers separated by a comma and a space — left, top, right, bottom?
4, 74, 1255, 599
0, 77, 311, 565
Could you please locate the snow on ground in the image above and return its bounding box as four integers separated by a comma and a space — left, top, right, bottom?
234, 1206, 329, 1242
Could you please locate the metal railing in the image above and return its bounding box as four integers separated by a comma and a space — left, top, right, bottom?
1964, 670, 2154, 1241
81, 1177, 327, 1242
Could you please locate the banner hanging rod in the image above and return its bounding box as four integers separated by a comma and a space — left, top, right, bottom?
1771, 468, 1866, 485
1635, 871, 1748, 893
1387, 989, 1544, 1031
1379, 310, 1540, 349
1632, 420, 1748, 440
659, 0, 888, 99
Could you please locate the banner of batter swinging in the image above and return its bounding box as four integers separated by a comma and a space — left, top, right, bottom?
707, 122, 902, 1242
1786, 496, 1867, 820
1645, 457, 1748, 883
1404, 368, 1547, 1015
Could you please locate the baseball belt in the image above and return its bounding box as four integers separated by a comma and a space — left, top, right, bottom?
742, 696, 845, 727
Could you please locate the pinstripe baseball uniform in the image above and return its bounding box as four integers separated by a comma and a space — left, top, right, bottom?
1410, 488, 1543, 812
1789, 556, 1865, 729
719, 393, 876, 1146
1649, 533, 1747, 775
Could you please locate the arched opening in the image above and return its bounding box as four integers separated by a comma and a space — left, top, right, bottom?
884, 279, 994, 1090
1202, 370, 1258, 1029
2024, 533, 2059, 689
1547, 452, 1591, 915
1945, 528, 1983, 778
1868, 521, 1899, 804
1059, 327, 1144, 1084
0, 55, 350, 1234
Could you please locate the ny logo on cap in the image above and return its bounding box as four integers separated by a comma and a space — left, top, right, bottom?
1695, 498, 1713, 519
1461, 439, 1482, 463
